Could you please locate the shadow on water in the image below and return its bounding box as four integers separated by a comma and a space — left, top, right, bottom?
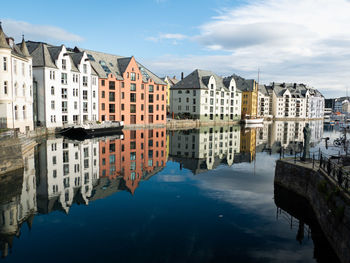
274, 184, 340, 263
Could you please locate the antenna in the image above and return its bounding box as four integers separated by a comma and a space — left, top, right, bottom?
257, 67, 260, 85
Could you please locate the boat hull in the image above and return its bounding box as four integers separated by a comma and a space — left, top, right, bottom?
242, 118, 264, 124
59, 126, 124, 141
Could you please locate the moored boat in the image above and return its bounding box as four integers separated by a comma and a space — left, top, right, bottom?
59, 121, 124, 140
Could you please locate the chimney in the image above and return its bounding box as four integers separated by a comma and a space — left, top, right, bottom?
181, 72, 184, 80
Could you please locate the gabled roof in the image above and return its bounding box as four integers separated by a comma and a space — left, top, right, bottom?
27, 41, 57, 68
232, 74, 256, 92
77, 47, 166, 84
171, 69, 230, 91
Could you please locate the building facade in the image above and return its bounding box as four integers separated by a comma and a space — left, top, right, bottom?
162, 75, 179, 114
233, 75, 258, 118
0, 25, 34, 132
77, 48, 167, 125
257, 84, 273, 118
26, 42, 99, 128
267, 83, 324, 119
170, 69, 242, 121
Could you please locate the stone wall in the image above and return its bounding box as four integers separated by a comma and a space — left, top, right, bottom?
275, 159, 350, 263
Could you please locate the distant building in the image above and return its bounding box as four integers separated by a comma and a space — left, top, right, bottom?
26, 42, 99, 128
325, 98, 335, 111
342, 100, 350, 113
170, 69, 242, 121
0, 24, 34, 132
266, 82, 324, 119
257, 84, 273, 117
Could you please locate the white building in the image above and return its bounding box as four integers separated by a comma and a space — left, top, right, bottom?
170, 69, 242, 121
0, 24, 34, 132
257, 84, 272, 118
36, 137, 99, 214
26, 42, 99, 128
267, 83, 324, 119
169, 126, 241, 173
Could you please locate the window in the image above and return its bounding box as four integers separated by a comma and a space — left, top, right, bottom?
141, 93, 144, 100
130, 93, 136, 102
130, 83, 136, 91
61, 88, 67, 99
62, 115, 68, 124
61, 73, 67, 84
109, 92, 115, 101
109, 81, 115, 90
149, 85, 154, 92
83, 102, 88, 113
74, 101, 78, 110
101, 103, 105, 110
121, 104, 124, 111
3, 57, 7, 71
93, 90, 96, 98
101, 91, 105, 98
62, 59, 66, 70
121, 92, 125, 99
131, 72, 136, 81
22, 106, 26, 119
22, 62, 25, 76
149, 94, 154, 103
83, 64, 87, 74
14, 60, 17, 74
149, 105, 153, 113
51, 100, 55, 110
130, 104, 136, 113
141, 104, 144, 111
83, 76, 88, 86
22, 84, 25, 96
109, 104, 115, 113
102, 80, 105, 86
3, 81, 7, 94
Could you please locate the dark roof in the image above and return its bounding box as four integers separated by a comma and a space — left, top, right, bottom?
77, 47, 166, 84
232, 74, 256, 92
19, 37, 30, 57
0, 23, 10, 49
171, 69, 230, 91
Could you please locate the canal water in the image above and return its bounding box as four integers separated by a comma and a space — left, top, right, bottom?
0, 121, 342, 262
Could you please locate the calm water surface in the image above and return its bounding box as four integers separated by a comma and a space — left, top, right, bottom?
0, 121, 342, 262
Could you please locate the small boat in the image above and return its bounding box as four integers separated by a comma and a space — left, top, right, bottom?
59, 121, 124, 140
244, 123, 264, 128
242, 115, 264, 124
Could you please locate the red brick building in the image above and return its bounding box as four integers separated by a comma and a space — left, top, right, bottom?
75, 48, 167, 125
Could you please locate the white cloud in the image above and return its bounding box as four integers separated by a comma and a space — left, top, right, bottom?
2, 18, 84, 44
145, 0, 350, 97
146, 33, 187, 43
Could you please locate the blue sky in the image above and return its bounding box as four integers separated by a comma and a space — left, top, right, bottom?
2, 0, 350, 98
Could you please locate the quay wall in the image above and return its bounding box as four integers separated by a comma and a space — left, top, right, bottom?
275, 159, 350, 263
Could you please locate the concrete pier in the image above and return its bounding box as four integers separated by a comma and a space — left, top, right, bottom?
275, 158, 350, 263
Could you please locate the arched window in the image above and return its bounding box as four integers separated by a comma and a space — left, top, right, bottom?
22, 84, 26, 97
22, 106, 26, 119
3, 81, 7, 94
14, 106, 18, 120
51, 86, 55, 95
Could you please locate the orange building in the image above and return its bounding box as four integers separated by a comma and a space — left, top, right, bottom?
75, 48, 167, 125
99, 128, 167, 194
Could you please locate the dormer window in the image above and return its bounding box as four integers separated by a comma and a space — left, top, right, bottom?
62, 59, 66, 70
131, 72, 136, 81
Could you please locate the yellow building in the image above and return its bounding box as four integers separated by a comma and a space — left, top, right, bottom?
162, 76, 179, 113
240, 127, 257, 162
233, 75, 258, 118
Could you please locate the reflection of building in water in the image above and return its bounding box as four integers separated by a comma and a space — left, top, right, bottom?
96, 128, 167, 196
169, 126, 241, 174
36, 138, 99, 214
255, 121, 324, 153
238, 127, 257, 162
0, 148, 36, 258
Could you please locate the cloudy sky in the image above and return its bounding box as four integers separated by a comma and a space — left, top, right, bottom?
2, 0, 350, 97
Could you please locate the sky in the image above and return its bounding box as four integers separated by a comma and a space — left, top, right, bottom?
2, 0, 350, 98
